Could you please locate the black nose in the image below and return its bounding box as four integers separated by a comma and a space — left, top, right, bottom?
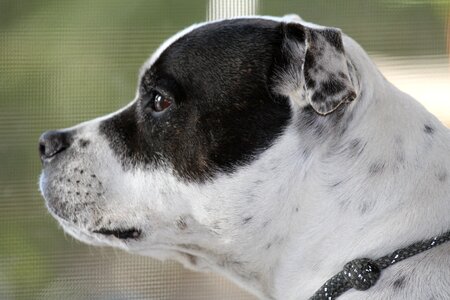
39, 130, 73, 162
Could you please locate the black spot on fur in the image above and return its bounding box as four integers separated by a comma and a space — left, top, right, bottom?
304, 50, 316, 71
424, 124, 435, 134
242, 216, 253, 224
331, 180, 343, 188
338, 71, 347, 79
311, 91, 325, 104
322, 29, 344, 53
437, 169, 448, 182
359, 200, 374, 215
347, 138, 365, 157
254, 179, 263, 184
303, 50, 316, 90
321, 78, 346, 97
338, 196, 352, 210
369, 161, 385, 175
393, 275, 407, 290
282, 21, 306, 42
306, 76, 316, 89
79, 139, 90, 148
176, 217, 188, 230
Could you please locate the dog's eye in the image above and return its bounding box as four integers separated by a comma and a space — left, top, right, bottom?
152, 92, 172, 112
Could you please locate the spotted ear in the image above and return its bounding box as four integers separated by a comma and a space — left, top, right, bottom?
273, 22, 357, 116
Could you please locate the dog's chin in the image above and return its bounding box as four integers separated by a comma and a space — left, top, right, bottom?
55, 217, 207, 271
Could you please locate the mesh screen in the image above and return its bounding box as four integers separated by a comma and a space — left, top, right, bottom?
1, 0, 449, 299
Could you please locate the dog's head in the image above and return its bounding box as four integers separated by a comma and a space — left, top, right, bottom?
39, 17, 358, 272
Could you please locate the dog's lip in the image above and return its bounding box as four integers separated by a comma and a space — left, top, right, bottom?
93, 227, 142, 240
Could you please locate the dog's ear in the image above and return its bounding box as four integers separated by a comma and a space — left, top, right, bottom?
272, 22, 357, 116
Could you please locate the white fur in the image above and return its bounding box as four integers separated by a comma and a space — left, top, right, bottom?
40, 15, 450, 300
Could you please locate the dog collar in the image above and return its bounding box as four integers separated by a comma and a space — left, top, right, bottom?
310, 231, 450, 299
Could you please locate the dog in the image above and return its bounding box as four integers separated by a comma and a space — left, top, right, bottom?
39, 15, 450, 299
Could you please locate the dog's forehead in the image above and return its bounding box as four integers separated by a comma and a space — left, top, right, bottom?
139, 18, 282, 82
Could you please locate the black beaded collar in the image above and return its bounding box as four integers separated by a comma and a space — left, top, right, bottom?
310, 231, 450, 300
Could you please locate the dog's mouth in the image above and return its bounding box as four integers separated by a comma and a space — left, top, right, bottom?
94, 227, 142, 240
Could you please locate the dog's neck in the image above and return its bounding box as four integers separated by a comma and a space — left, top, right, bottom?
178, 48, 450, 299
271, 88, 450, 299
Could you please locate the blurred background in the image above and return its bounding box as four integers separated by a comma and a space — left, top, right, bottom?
0, 0, 449, 299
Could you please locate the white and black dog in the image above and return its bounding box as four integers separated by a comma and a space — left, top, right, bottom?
39, 15, 450, 299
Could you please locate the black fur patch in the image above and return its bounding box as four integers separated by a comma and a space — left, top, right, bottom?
79, 139, 90, 148
369, 161, 386, 175
100, 19, 291, 182
304, 50, 317, 90
392, 275, 407, 290
321, 77, 347, 96
242, 216, 253, 224
176, 217, 188, 230
321, 29, 344, 53
437, 169, 448, 182
347, 138, 365, 157
424, 124, 435, 134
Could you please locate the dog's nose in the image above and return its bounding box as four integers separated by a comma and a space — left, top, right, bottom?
39, 130, 72, 163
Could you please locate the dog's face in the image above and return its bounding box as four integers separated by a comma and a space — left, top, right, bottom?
39, 17, 357, 272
